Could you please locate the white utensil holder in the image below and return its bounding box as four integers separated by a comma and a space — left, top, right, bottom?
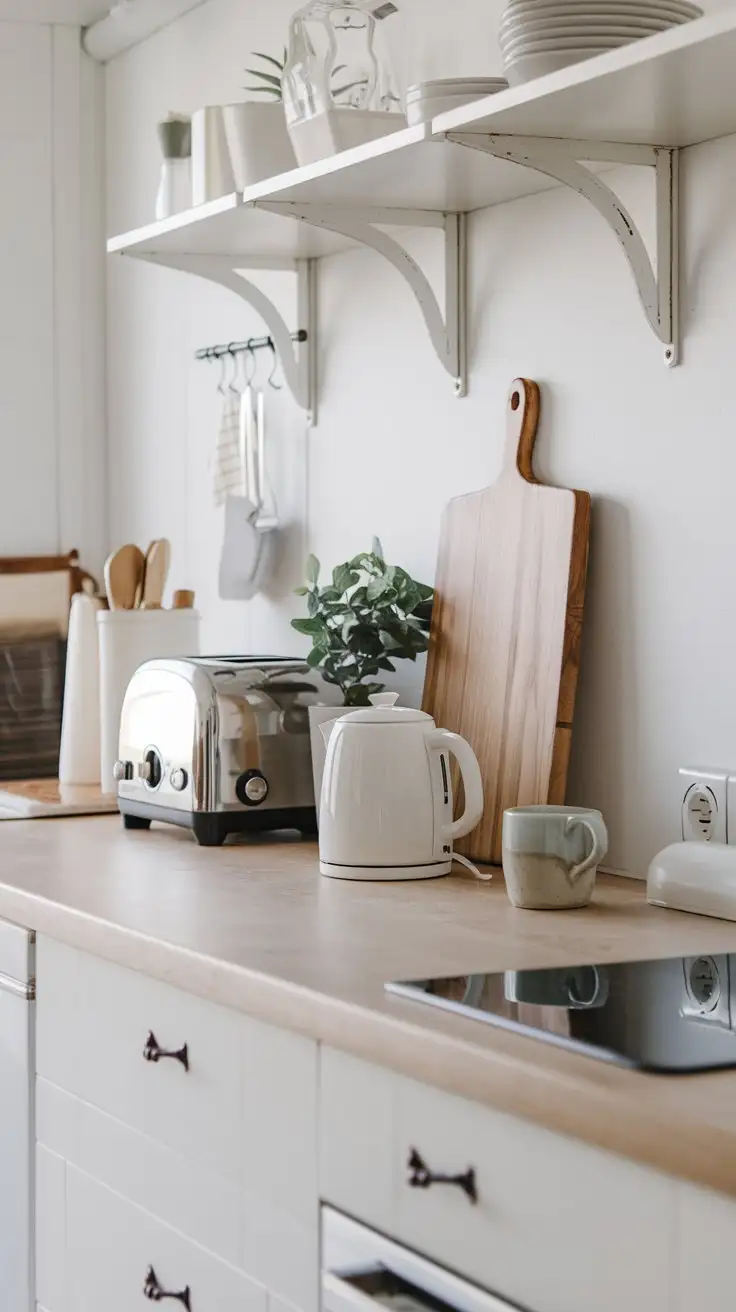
97, 609, 200, 796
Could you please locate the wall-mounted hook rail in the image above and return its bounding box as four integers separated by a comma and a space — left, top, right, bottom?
195, 331, 307, 362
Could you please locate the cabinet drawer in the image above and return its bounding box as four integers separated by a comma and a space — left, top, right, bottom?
36, 936, 318, 1215
65, 1165, 267, 1312
37, 1079, 318, 1312
675, 1181, 736, 1310
320, 1049, 675, 1312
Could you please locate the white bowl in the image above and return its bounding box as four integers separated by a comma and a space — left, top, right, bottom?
505, 47, 613, 81
503, 33, 636, 55
287, 109, 406, 167
502, 0, 700, 13
407, 88, 507, 125
501, 10, 686, 31
502, 2, 699, 21
407, 78, 507, 97
501, 22, 671, 46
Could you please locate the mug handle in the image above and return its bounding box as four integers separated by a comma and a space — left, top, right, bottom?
565, 814, 608, 884
428, 730, 484, 841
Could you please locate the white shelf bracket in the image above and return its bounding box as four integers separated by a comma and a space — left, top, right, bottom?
254, 201, 468, 396
447, 134, 680, 367
135, 251, 318, 419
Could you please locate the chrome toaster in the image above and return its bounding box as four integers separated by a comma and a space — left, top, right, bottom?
115, 656, 338, 846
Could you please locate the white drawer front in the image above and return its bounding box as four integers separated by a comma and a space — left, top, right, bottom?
65, 1165, 268, 1312
36, 936, 318, 1220
675, 1181, 736, 1310
37, 1079, 318, 1312
320, 1049, 676, 1312
36, 1146, 66, 1312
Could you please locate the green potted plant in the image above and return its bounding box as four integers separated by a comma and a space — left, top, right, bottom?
221, 50, 295, 191
291, 538, 434, 798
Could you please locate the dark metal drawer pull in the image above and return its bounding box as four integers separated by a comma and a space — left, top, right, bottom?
408, 1147, 478, 1204
143, 1265, 191, 1309
143, 1030, 189, 1072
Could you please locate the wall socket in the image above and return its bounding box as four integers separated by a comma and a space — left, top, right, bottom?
679, 767, 728, 843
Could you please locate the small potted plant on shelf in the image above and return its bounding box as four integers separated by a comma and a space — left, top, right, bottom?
221, 50, 296, 191
291, 538, 434, 798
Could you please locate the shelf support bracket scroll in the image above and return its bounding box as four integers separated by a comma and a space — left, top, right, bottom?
254, 202, 468, 396
447, 134, 679, 367
135, 252, 318, 419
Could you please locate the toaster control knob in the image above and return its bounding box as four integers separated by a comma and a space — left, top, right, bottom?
170, 767, 188, 792
236, 770, 269, 807
113, 759, 133, 782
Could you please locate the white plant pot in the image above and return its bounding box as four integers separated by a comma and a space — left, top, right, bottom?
222, 102, 296, 190
308, 705, 349, 819
288, 109, 406, 167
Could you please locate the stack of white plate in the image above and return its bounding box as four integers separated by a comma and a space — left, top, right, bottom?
500, 0, 702, 86
406, 77, 509, 126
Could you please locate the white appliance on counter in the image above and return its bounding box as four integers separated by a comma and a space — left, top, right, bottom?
319, 693, 484, 880
323, 1207, 522, 1312
0, 919, 35, 1312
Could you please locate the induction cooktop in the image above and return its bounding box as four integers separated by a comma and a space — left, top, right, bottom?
386, 954, 736, 1072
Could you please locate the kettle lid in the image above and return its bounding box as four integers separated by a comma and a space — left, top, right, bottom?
341, 692, 432, 724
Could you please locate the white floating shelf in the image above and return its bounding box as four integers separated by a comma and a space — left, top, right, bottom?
431, 6, 736, 147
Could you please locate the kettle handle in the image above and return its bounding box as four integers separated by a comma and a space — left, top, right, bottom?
428, 730, 484, 842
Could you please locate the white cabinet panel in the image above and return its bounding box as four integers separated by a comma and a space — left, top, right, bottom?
65, 1165, 268, 1312
320, 1049, 676, 1312
0, 982, 34, 1312
676, 1181, 736, 1309
36, 1146, 66, 1312
37, 937, 248, 1180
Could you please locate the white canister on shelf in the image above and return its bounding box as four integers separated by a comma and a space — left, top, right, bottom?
59, 592, 104, 786
222, 102, 296, 189
191, 106, 235, 205
97, 609, 200, 796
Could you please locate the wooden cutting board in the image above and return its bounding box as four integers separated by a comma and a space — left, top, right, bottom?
422, 378, 591, 865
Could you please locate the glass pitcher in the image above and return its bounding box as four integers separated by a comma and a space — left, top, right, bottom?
282, 0, 400, 131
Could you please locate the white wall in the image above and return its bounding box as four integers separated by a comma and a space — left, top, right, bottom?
0, 20, 106, 573
105, 0, 736, 877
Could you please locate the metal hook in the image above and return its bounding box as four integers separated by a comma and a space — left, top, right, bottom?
227, 343, 240, 392
244, 340, 258, 386
217, 350, 228, 394
267, 339, 283, 391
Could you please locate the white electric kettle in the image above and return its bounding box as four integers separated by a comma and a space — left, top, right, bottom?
318, 693, 484, 880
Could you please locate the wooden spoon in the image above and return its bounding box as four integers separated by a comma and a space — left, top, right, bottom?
140, 539, 171, 610
104, 545, 145, 610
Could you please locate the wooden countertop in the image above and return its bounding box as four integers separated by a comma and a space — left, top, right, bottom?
3, 816, 736, 1195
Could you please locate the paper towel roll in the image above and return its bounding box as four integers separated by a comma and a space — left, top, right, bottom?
59, 593, 104, 786
97, 608, 200, 796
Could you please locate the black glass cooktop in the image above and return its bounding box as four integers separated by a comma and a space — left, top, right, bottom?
386, 955, 736, 1072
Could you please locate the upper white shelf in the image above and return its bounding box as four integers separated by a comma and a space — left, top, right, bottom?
433, 5, 736, 148
108, 6, 736, 262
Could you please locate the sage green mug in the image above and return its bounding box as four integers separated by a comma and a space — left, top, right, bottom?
502, 805, 608, 910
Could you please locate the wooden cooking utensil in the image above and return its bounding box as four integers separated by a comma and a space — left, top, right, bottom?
422, 378, 591, 866
140, 539, 171, 610
104, 545, 145, 611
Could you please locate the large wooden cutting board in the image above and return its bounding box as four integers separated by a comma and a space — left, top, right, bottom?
422, 378, 591, 865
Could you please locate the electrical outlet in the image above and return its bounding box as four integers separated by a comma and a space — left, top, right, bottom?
679, 767, 728, 843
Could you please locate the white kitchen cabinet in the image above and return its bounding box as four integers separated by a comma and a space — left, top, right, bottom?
320, 1047, 677, 1312
0, 918, 35, 1312
675, 1181, 736, 1310
35, 937, 319, 1312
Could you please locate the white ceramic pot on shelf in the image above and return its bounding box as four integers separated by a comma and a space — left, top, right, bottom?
288, 109, 406, 167
222, 102, 296, 189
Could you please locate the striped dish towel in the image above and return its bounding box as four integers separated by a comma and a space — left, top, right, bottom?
213, 390, 243, 507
